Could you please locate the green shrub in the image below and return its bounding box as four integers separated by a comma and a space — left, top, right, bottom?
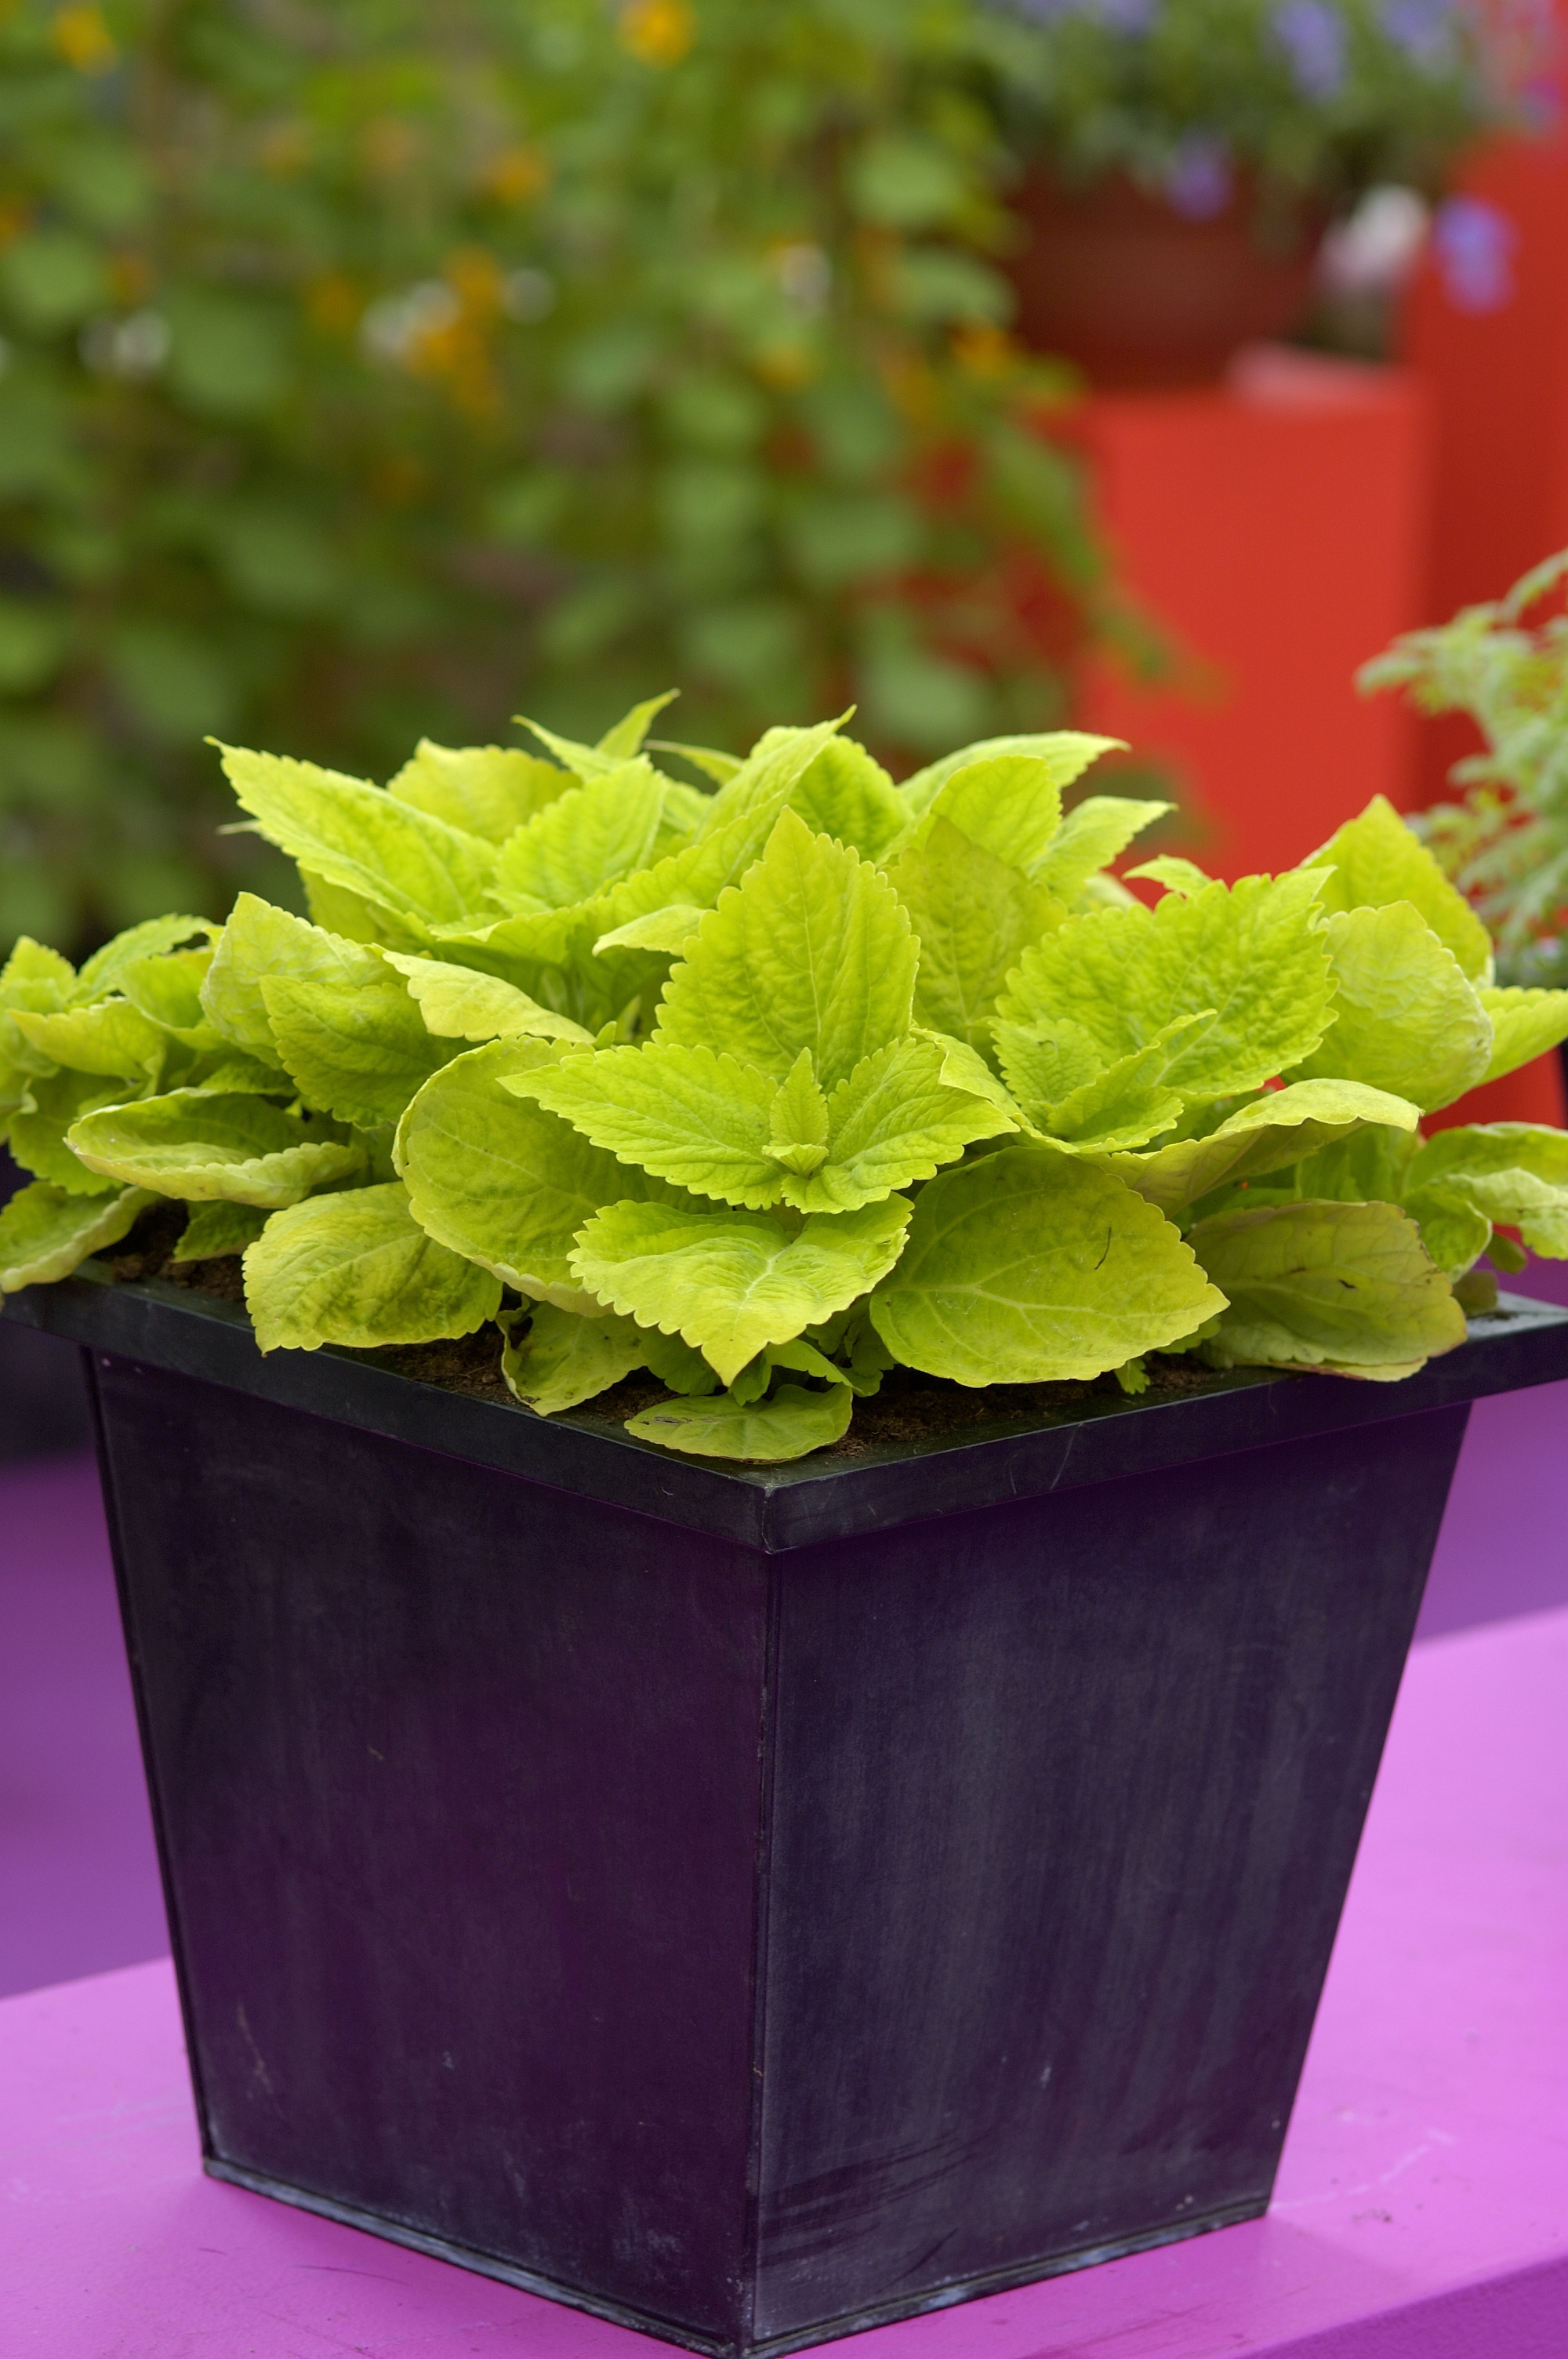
5, 703, 1567, 1462
1362, 550, 1568, 985
0, 0, 1110, 955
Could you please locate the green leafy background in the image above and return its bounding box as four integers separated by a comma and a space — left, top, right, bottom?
0, 0, 1124, 955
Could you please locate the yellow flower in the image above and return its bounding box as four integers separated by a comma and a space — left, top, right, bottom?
617, 0, 696, 67
752, 340, 818, 391
952, 325, 1020, 381
483, 147, 550, 205
444, 247, 506, 319
49, 5, 116, 73
360, 117, 423, 179
306, 274, 361, 336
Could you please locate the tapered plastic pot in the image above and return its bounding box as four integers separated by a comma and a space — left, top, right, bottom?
0, 1146, 89, 1459
8, 1263, 1566, 2357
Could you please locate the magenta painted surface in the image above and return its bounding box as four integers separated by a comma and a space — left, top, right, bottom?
0, 1453, 165, 1998
2, 1607, 1565, 2359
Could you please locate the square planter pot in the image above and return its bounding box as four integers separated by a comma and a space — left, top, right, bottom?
0, 1147, 89, 1459
8, 1263, 1567, 2357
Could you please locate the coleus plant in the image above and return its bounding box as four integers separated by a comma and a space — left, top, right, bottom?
5, 698, 1568, 1463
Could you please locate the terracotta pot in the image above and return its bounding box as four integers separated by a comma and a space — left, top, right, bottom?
1006, 168, 1327, 387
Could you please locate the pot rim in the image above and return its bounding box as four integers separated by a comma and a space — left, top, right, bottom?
6, 1263, 1565, 1554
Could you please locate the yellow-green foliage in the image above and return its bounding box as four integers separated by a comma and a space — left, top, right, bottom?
8, 703, 1568, 1461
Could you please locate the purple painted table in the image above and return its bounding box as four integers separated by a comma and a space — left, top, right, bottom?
4, 1605, 1565, 2359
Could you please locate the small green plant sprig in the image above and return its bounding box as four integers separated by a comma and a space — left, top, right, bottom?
5, 700, 1568, 1462
1361, 550, 1568, 987
983, 0, 1508, 214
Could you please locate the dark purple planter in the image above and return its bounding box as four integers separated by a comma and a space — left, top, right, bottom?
0, 1147, 89, 1459
7, 1264, 1567, 2356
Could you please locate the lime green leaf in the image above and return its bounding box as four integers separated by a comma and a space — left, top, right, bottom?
658, 808, 918, 1090
658, 778, 716, 838
1479, 987, 1568, 1084
1409, 1121, 1568, 1194
0, 1180, 154, 1292
490, 758, 667, 914
868, 1144, 1222, 1384
67, 1092, 363, 1208
244, 1182, 501, 1354
1125, 856, 1211, 899
259, 961, 452, 1129
1293, 903, 1493, 1111
655, 740, 740, 787
519, 716, 624, 780
217, 745, 497, 929
514, 1041, 780, 1208
2, 941, 75, 1074
501, 1302, 647, 1413
652, 741, 741, 787
768, 1048, 830, 1177
299, 867, 422, 950
588, 722, 849, 953
1405, 1124, 1568, 1259
1036, 797, 1173, 900
1291, 1121, 1422, 1208
73, 918, 216, 1001
1075, 874, 1142, 913
999, 874, 1334, 1100
750, 1336, 848, 1394
189, 1055, 301, 1096
889, 816, 1064, 1053
995, 1010, 1218, 1152
1303, 795, 1493, 982
898, 732, 1119, 822
591, 904, 706, 957
597, 689, 680, 759
201, 896, 345, 1064
9, 999, 167, 1086
924, 752, 1067, 878
12, 1068, 157, 1193
1190, 1198, 1465, 1375
1113, 1079, 1422, 1214
691, 717, 850, 844
397, 1039, 684, 1312
117, 951, 223, 1049
640, 1327, 723, 1394
1403, 1190, 1494, 1281
791, 1034, 1017, 1212
789, 737, 908, 862
572, 1197, 912, 1385
381, 953, 592, 1046
2, 936, 75, 1005
388, 740, 570, 842
626, 1379, 852, 1461
172, 1200, 269, 1261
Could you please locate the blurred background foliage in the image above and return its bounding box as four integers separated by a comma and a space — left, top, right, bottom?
0, 0, 1120, 954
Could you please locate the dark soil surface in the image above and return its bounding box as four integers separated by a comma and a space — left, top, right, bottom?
100, 1200, 1232, 1460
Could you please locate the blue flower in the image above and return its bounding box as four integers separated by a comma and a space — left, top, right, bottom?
1164, 136, 1233, 218
1380, 0, 1455, 67
1004, 0, 1158, 27
1432, 195, 1518, 313
1272, 0, 1348, 98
